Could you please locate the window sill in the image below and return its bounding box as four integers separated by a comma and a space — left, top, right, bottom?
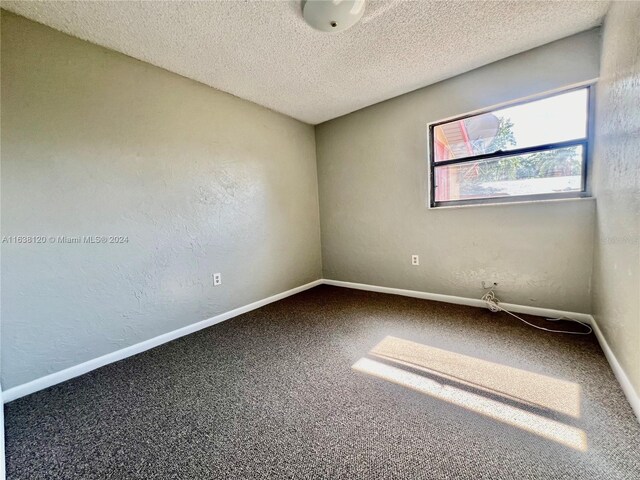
429, 195, 594, 210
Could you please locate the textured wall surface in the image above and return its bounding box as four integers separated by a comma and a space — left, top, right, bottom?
1, 13, 322, 389
316, 30, 600, 313
591, 2, 640, 397
1, 0, 609, 124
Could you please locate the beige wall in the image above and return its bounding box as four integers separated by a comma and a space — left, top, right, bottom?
316, 29, 601, 313
591, 2, 640, 398
0, 12, 322, 389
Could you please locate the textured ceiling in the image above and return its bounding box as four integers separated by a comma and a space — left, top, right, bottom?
2, 1, 610, 124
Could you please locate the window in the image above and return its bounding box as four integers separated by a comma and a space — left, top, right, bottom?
429, 87, 591, 207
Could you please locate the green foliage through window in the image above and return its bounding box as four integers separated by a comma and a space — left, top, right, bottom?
468, 117, 582, 183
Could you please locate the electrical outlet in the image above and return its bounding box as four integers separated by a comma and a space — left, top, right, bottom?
411, 255, 419, 266
213, 273, 222, 286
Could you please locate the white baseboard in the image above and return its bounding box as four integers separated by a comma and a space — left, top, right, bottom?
322, 279, 593, 324
1, 280, 322, 404
589, 316, 640, 421
4, 277, 638, 426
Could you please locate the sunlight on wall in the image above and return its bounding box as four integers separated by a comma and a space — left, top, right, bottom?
353, 337, 587, 452
370, 336, 582, 418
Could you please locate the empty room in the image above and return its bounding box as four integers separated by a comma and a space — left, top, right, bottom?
1, 0, 639, 478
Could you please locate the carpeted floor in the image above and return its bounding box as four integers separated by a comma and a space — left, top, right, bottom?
5, 285, 640, 479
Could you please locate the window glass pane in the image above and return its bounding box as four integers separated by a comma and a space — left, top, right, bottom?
434, 145, 584, 203
432, 89, 588, 162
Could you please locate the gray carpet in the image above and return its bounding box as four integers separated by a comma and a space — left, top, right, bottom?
4, 285, 640, 479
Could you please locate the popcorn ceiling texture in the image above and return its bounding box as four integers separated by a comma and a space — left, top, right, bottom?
2, 0, 609, 124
